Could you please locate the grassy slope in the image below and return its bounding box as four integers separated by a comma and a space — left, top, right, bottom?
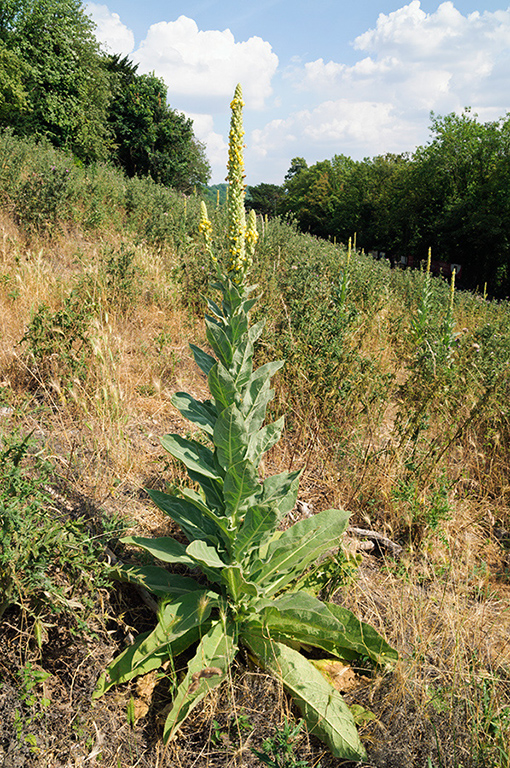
0, 134, 510, 767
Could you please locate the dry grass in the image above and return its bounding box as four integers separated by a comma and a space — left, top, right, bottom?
1, 207, 510, 768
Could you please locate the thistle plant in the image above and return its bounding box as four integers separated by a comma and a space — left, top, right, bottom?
93, 84, 397, 760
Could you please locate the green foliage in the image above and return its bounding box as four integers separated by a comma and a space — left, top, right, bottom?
105, 57, 210, 191
0, 431, 114, 632
252, 718, 315, 768
95, 274, 396, 758
0, 0, 111, 163
20, 286, 95, 386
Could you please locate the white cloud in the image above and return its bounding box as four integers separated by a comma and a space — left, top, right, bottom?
132, 16, 278, 111
86, 3, 134, 56
289, 1, 510, 115
187, 113, 227, 173
252, 100, 416, 160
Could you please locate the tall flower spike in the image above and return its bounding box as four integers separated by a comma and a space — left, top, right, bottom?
227, 83, 247, 279
199, 201, 215, 262
245, 209, 258, 269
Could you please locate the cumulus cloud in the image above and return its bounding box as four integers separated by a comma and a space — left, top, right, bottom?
86, 3, 134, 56
290, 1, 510, 115
252, 100, 416, 161
132, 16, 278, 111
187, 113, 227, 172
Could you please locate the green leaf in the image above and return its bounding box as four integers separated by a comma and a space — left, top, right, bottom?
260, 470, 302, 518
160, 434, 222, 480
248, 591, 398, 666
171, 393, 217, 436
186, 539, 227, 571
233, 503, 279, 561
147, 488, 230, 546
213, 403, 249, 471
163, 619, 238, 743
223, 459, 261, 520
189, 343, 216, 376
186, 472, 225, 515
247, 416, 285, 465
205, 317, 233, 367
121, 535, 194, 566
117, 565, 207, 597
249, 508, 350, 594
242, 632, 366, 760
94, 591, 214, 698
221, 565, 260, 601
208, 362, 238, 411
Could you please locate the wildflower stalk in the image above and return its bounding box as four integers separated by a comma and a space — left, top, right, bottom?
227, 83, 247, 279
94, 83, 396, 762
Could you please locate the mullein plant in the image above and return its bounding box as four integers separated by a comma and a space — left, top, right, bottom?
93, 84, 397, 760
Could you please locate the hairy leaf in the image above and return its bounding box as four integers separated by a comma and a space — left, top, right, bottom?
171, 393, 217, 436
205, 317, 233, 367
147, 488, 229, 546
189, 343, 216, 376
208, 362, 238, 411
242, 632, 366, 760
248, 591, 398, 666
117, 566, 207, 597
163, 619, 238, 743
233, 503, 280, 561
223, 459, 260, 520
260, 469, 302, 518
121, 535, 194, 566
249, 508, 350, 593
160, 434, 222, 480
247, 416, 285, 465
213, 403, 249, 471
94, 591, 213, 697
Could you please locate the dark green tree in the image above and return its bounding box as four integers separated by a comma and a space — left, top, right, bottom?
246, 182, 283, 216
106, 57, 210, 191
0, 0, 112, 162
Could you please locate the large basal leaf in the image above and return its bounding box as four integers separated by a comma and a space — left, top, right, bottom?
117, 565, 213, 599
147, 488, 230, 548
160, 434, 222, 480
223, 459, 261, 520
247, 591, 398, 667
93, 591, 214, 697
213, 403, 250, 471
163, 619, 238, 743
121, 535, 195, 566
248, 508, 350, 594
171, 392, 217, 436
189, 343, 216, 376
242, 631, 366, 761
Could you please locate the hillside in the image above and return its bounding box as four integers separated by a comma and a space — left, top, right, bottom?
1, 130, 510, 768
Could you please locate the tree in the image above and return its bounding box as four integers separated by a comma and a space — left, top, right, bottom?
246, 183, 283, 216
106, 57, 210, 191
0, 0, 112, 162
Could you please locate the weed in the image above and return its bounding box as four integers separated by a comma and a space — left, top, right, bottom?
252, 718, 316, 768
0, 430, 112, 636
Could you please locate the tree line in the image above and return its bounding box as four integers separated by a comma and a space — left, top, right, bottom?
248, 110, 510, 296
0, 0, 210, 191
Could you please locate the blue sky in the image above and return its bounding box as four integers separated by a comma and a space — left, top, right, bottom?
86, 0, 510, 185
